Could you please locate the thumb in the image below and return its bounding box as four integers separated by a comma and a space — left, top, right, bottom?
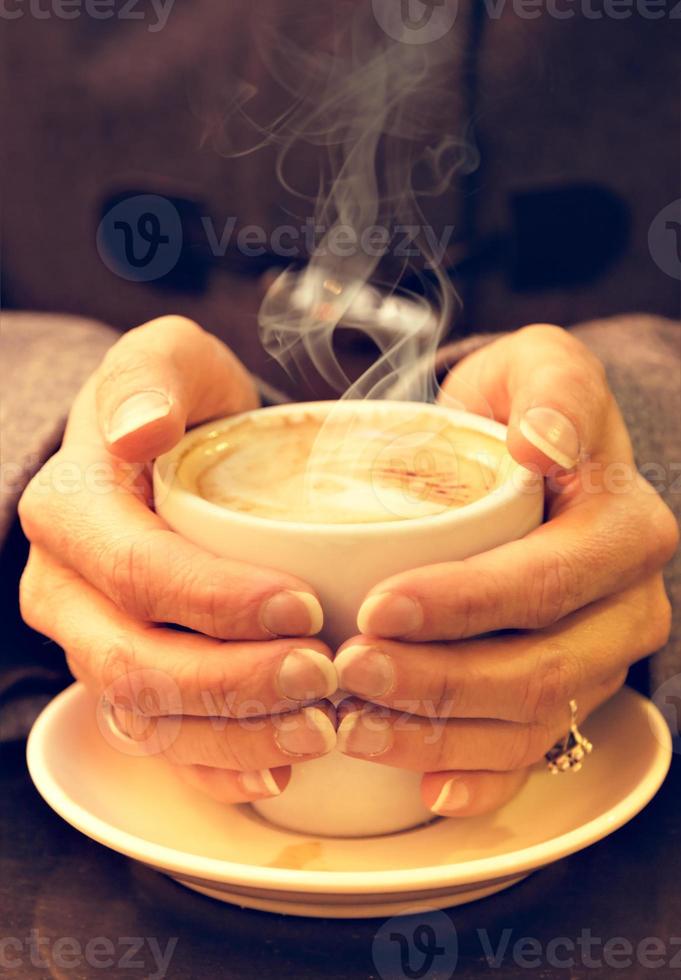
439, 324, 613, 474
96, 316, 259, 462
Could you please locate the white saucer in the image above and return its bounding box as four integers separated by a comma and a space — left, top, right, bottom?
27, 684, 671, 918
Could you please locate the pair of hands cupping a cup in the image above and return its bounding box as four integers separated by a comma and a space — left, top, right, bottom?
19, 316, 677, 820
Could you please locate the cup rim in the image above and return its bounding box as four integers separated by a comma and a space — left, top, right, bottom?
153, 400, 543, 536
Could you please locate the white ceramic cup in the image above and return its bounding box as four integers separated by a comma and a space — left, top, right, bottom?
154, 400, 544, 837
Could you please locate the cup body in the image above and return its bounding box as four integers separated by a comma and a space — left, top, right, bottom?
154, 400, 544, 837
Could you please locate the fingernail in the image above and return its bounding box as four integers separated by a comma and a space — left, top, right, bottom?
238, 768, 282, 798
336, 709, 393, 758
101, 697, 136, 745
519, 407, 580, 469
275, 706, 337, 757
357, 593, 422, 637
107, 390, 172, 443
261, 591, 324, 636
278, 648, 337, 701
335, 645, 395, 698
432, 778, 470, 814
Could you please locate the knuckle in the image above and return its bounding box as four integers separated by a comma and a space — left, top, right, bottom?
608, 669, 628, 697
500, 725, 533, 770
106, 532, 160, 619
449, 585, 477, 639
195, 659, 237, 717
566, 337, 608, 386
185, 569, 231, 634
587, 350, 608, 388
430, 721, 455, 771
185, 563, 261, 637
518, 324, 604, 376
107, 537, 139, 610
434, 666, 465, 717
450, 573, 498, 638
504, 722, 551, 770
101, 633, 137, 691
17, 482, 38, 540
98, 344, 159, 394
146, 314, 203, 340
550, 359, 609, 414
18, 560, 42, 632
518, 323, 567, 346
21, 568, 94, 668
526, 551, 580, 629
63, 649, 84, 682
519, 325, 610, 409
18, 457, 59, 541
18, 551, 70, 641
116, 315, 204, 364
646, 584, 673, 652
648, 499, 679, 568
217, 722, 253, 771
521, 646, 576, 721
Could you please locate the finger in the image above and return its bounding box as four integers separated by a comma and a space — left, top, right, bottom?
439, 324, 621, 472
176, 764, 291, 804
20, 547, 337, 714
421, 768, 528, 817
356, 487, 677, 640
111, 700, 337, 770
335, 677, 614, 772
337, 578, 665, 721
93, 316, 259, 461
20, 458, 323, 640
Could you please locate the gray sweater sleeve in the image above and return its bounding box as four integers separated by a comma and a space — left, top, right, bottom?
0, 312, 121, 541
569, 315, 681, 694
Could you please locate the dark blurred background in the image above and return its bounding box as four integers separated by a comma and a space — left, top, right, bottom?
2, 0, 679, 394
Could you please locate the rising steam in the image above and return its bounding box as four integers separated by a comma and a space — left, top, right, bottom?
261, 4, 467, 402
212, 2, 472, 402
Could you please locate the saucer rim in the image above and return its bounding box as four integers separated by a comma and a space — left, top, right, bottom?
27, 683, 672, 897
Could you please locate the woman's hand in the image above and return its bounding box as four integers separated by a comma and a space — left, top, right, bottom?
19, 316, 337, 804
335, 324, 678, 817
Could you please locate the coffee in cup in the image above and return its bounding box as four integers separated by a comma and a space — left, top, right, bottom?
177, 408, 505, 525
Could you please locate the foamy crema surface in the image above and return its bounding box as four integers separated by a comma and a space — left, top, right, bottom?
178, 410, 507, 524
